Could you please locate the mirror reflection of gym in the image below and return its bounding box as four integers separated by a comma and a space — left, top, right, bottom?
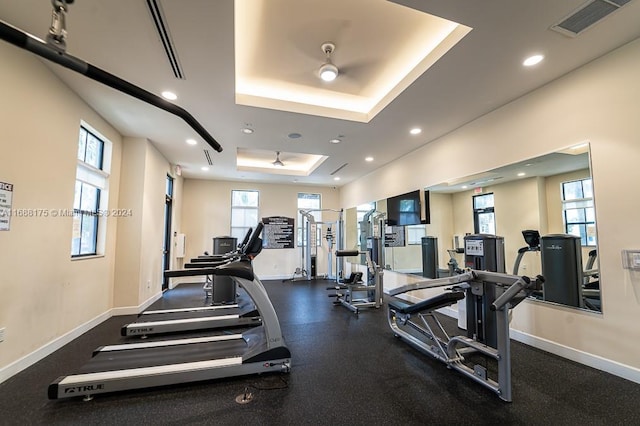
346, 143, 600, 313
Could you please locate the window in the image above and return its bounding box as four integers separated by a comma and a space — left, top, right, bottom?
356, 202, 376, 249
231, 190, 259, 242
297, 193, 321, 246
473, 193, 495, 234
562, 178, 596, 246
406, 225, 426, 244
72, 126, 109, 257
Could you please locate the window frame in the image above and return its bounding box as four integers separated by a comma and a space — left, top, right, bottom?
72, 125, 110, 258
405, 224, 427, 245
561, 178, 596, 246
472, 193, 496, 235
230, 189, 260, 242
297, 193, 321, 247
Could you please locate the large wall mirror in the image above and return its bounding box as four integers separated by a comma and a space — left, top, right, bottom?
344, 144, 601, 313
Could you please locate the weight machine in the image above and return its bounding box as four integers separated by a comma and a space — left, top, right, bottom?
297, 209, 344, 281
359, 209, 386, 270
326, 249, 384, 314
388, 233, 542, 402
387, 270, 542, 402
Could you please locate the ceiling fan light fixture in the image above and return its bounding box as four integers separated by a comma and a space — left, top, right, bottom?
272, 151, 284, 167
319, 63, 338, 82
318, 42, 338, 82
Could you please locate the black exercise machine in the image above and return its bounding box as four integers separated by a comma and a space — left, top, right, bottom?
49, 222, 291, 401
120, 229, 260, 337
326, 250, 384, 314
388, 234, 543, 402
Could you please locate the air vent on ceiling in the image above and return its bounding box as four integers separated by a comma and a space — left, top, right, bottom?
204, 149, 213, 165
551, 0, 633, 37
146, 0, 185, 79
330, 163, 348, 176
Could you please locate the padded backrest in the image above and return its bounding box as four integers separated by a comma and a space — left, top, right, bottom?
344, 271, 363, 283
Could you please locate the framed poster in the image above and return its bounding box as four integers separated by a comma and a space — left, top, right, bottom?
262, 216, 295, 249
0, 181, 13, 231
384, 225, 405, 247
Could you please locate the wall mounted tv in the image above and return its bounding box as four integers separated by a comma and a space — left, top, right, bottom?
386, 190, 422, 226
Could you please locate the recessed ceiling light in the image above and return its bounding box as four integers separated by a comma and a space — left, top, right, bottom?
523, 54, 544, 67
333, 177, 341, 181
462, 185, 468, 189
186, 139, 197, 145
329, 138, 341, 144
162, 91, 177, 100
365, 157, 374, 162
201, 166, 209, 171
241, 127, 254, 134
517, 172, 526, 177
288, 132, 302, 139
410, 128, 422, 135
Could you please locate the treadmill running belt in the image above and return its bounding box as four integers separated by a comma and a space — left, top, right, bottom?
78, 340, 248, 374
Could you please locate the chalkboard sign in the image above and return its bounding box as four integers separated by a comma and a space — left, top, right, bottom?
384, 225, 405, 247
262, 216, 295, 249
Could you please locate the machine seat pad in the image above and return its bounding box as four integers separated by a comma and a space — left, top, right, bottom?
389, 291, 464, 315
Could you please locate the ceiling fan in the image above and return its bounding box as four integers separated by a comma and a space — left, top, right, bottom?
272, 151, 284, 167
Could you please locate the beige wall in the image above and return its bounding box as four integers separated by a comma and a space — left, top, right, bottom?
113, 139, 145, 307
426, 192, 455, 269
114, 138, 176, 307
181, 180, 341, 279
0, 42, 181, 380
0, 43, 122, 371
342, 38, 640, 372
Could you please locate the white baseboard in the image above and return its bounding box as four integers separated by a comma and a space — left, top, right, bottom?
404, 303, 640, 384
111, 291, 163, 316
0, 310, 111, 385
0, 292, 166, 384
261, 274, 298, 281
510, 329, 640, 385
169, 277, 200, 290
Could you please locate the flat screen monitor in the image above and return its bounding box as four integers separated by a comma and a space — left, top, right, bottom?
386, 190, 421, 226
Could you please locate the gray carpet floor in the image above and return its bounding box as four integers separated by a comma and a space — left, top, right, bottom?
0, 279, 639, 425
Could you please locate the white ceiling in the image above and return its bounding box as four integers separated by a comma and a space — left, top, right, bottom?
1, 0, 639, 186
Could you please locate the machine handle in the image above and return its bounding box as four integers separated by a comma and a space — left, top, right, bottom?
335, 250, 360, 257
491, 276, 531, 311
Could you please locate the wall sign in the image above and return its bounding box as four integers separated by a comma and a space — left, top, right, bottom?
262, 216, 295, 249
385, 225, 405, 247
0, 181, 14, 231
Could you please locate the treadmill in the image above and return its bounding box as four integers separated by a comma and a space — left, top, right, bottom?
120, 229, 261, 337
48, 223, 291, 400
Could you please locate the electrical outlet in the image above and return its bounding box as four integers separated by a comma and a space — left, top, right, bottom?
0, 327, 5, 343
147, 280, 151, 289
622, 250, 640, 270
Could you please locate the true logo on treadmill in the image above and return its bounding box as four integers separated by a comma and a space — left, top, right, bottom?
64, 384, 105, 393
